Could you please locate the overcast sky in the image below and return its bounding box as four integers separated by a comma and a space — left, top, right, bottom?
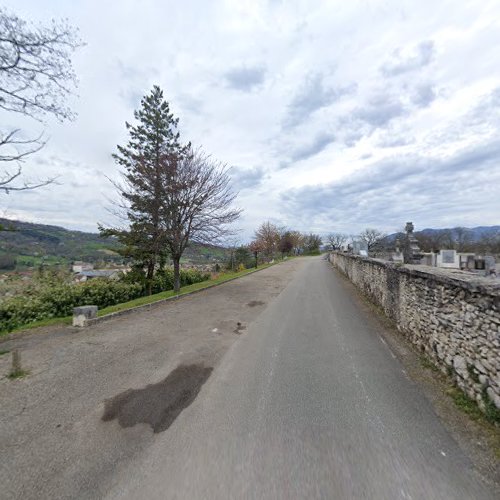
3, 0, 500, 240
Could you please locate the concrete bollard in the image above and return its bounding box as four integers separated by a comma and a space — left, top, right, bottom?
73, 305, 98, 327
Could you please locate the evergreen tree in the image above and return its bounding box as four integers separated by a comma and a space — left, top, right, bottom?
100, 86, 189, 295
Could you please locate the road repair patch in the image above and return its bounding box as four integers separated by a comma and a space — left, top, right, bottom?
102, 364, 213, 433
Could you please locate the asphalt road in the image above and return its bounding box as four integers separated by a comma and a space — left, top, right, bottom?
104, 257, 495, 499
1, 257, 496, 499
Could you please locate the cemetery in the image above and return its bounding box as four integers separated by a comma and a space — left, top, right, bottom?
330, 222, 500, 416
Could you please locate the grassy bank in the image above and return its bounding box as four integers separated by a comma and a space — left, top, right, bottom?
1, 263, 275, 337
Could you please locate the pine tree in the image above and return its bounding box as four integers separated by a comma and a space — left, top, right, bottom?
100, 86, 189, 295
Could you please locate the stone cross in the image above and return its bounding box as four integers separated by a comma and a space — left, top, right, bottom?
403, 221, 422, 264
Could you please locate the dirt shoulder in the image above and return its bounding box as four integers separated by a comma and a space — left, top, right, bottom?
0, 258, 305, 500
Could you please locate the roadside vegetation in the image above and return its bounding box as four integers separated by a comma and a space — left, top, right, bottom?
0, 264, 274, 336
0, 267, 209, 334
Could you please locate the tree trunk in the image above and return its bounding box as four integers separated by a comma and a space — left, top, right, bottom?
173, 257, 181, 293
146, 259, 155, 296
254, 251, 258, 268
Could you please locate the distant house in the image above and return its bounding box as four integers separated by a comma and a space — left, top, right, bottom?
72, 261, 94, 273
74, 270, 121, 283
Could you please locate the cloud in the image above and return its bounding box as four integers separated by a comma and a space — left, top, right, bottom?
2, 1, 499, 239
411, 84, 436, 108
230, 166, 266, 190
381, 40, 435, 76
353, 93, 407, 128
224, 65, 266, 92
280, 139, 500, 233
378, 134, 414, 148
282, 73, 355, 129
279, 132, 335, 169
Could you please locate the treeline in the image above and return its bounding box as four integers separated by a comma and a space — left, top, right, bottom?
325, 227, 500, 256
226, 221, 323, 270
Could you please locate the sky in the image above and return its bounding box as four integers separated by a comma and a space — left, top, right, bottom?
2, 0, 500, 241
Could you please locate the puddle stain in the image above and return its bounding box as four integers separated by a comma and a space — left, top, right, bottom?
102, 364, 213, 433
247, 300, 265, 307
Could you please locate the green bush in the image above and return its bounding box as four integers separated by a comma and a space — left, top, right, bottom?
151, 268, 209, 294
0, 279, 142, 333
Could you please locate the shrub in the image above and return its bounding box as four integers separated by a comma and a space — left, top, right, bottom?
0, 279, 142, 333
151, 267, 209, 294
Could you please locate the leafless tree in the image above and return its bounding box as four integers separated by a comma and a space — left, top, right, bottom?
288, 230, 303, 255
453, 227, 473, 252
416, 229, 453, 252
358, 228, 387, 253
248, 239, 264, 268
0, 8, 81, 192
254, 221, 281, 259
159, 149, 241, 292
326, 232, 348, 251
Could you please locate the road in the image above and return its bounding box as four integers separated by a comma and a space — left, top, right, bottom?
106, 257, 494, 499
0, 257, 497, 499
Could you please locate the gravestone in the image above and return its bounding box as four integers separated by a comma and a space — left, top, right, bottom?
437, 249, 459, 268
420, 253, 435, 266
391, 238, 404, 262
466, 255, 475, 270
352, 240, 368, 256
441, 250, 455, 264
484, 256, 497, 277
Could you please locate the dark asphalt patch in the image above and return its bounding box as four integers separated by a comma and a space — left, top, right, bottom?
102, 364, 213, 433
247, 300, 265, 307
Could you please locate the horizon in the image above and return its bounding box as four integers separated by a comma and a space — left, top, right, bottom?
1, 215, 498, 244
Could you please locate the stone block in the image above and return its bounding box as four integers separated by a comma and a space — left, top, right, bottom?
73, 305, 98, 327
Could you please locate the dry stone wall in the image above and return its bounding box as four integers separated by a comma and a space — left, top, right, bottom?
329, 252, 500, 412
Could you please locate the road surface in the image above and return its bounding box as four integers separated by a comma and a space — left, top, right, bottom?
0, 257, 497, 499
107, 257, 495, 499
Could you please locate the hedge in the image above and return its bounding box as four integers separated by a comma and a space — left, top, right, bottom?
0, 280, 143, 333
0, 267, 211, 333
150, 268, 210, 294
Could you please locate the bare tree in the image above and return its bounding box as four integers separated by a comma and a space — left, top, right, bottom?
288, 230, 303, 255
248, 239, 264, 268
254, 221, 281, 260
278, 231, 294, 258
326, 232, 348, 251
416, 229, 453, 252
0, 8, 81, 192
159, 149, 241, 292
358, 228, 386, 253
302, 233, 322, 254
453, 227, 473, 252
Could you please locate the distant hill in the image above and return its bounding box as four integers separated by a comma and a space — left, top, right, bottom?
0, 218, 228, 270
387, 225, 500, 241
416, 226, 500, 241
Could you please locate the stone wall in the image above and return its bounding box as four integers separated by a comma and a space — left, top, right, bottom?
329, 252, 500, 412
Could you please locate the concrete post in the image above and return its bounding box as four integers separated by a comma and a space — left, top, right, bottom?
73, 305, 98, 327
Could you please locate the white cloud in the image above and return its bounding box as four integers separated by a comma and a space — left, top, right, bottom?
1, 0, 499, 240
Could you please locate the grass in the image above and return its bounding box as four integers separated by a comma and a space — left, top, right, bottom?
419, 355, 439, 372
8, 369, 29, 379
446, 387, 484, 421
2, 316, 73, 336
0, 349, 10, 355
1, 262, 276, 336
98, 264, 273, 316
